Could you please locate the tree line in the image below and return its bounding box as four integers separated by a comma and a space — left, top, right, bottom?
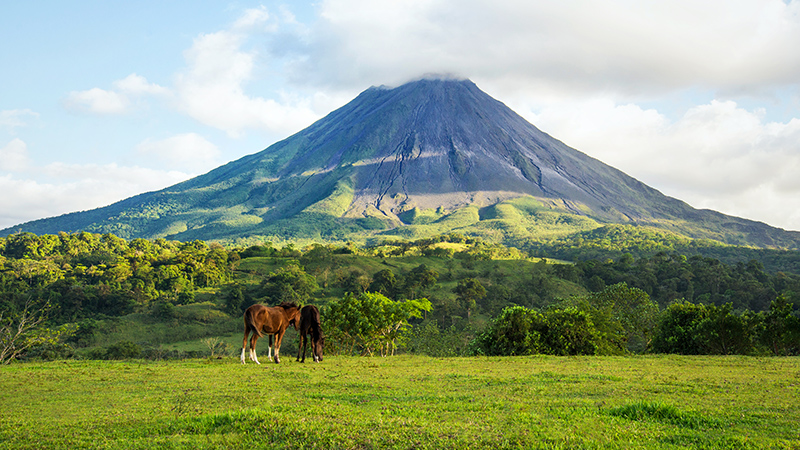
470, 284, 799, 357
2, 232, 799, 362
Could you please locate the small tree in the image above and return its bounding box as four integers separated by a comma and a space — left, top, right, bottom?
542, 307, 599, 356
760, 295, 800, 356
651, 301, 709, 354
259, 263, 318, 304
471, 305, 545, 356
369, 269, 398, 298
574, 283, 660, 353
453, 278, 486, 319
1, 297, 70, 364
324, 292, 432, 356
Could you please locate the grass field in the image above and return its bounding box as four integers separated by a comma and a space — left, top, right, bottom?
1, 355, 798, 449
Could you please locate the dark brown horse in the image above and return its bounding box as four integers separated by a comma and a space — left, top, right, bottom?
296, 305, 324, 363
241, 302, 301, 364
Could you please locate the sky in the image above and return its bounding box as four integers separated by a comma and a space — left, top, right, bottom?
3, 0, 800, 232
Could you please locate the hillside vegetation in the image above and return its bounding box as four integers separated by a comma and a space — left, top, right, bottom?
1, 231, 799, 363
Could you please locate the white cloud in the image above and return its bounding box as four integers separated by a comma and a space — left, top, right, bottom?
232, 5, 271, 30
0, 138, 31, 172
63, 74, 168, 115
63, 87, 130, 114
286, 0, 800, 99
135, 133, 221, 172
173, 9, 321, 137
529, 98, 800, 230
113, 73, 170, 96
0, 164, 191, 230
0, 109, 39, 132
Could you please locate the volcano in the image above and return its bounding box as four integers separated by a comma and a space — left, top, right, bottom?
4, 77, 799, 248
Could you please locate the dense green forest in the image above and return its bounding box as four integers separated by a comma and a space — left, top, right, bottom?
1, 232, 798, 363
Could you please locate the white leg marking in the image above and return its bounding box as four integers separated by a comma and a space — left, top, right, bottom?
240, 348, 246, 364
251, 349, 260, 365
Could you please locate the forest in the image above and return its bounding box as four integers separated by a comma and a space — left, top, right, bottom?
1, 231, 798, 363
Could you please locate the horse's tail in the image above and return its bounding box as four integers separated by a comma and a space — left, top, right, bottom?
244, 307, 264, 338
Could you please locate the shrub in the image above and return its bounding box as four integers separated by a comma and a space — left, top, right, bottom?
542, 307, 599, 356
471, 305, 602, 356
105, 340, 142, 359
471, 306, 544, 356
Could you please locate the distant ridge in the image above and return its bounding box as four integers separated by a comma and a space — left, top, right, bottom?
3, 77, 800, 249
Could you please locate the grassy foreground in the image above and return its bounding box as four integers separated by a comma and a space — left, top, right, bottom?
0, 355, 798, 449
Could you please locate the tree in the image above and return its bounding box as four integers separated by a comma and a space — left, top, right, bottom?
324, 292, 432, 356
695, 303, 756, 355
472, 305, 602, 356
651, 301, 709, 354
761, 295, 800, 356
587, 283, 659, 353
1, 297, 71, 364
369, 269, 398, 298
471, 305, 545, 356
453, 278, 486, 319
401, 264, 439, 299
542, 307, 600, 356
259, 263, 319, 304
223, 283, 247, 315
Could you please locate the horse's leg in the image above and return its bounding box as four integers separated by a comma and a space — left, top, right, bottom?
267, 335, 274, 361
250, 334, 260, 364
312, 334, 319, 362
297, 332, 306, 363
241, 329, 249, 364
273, 330, 285, 364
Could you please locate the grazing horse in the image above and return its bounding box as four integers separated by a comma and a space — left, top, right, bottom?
241, 302, 301, 364
296, 305, 324, 363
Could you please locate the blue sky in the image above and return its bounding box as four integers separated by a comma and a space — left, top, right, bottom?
3, 0, 800, 231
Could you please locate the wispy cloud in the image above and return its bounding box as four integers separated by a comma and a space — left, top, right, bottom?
63, 73, 168, 115
0, 109, 39, 132
530, 97, 800, 229
0, 138, 31, 172
135, 133, 221, 173
173, 7, 320, 137
0, 163, 191, 229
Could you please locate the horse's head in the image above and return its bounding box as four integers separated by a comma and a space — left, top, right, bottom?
313, 336, 324, 362
279, 302, 302, 330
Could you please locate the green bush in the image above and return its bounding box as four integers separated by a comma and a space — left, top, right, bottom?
471, 305, 544, 356
542, 307, 599, 356
105, 340, 142, 359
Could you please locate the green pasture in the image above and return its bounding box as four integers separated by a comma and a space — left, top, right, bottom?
1, 355, 798, 449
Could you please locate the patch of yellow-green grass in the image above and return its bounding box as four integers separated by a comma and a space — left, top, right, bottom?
303, 178, 355, 217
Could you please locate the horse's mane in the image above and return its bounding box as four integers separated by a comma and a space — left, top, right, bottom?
278, 302, 299, 309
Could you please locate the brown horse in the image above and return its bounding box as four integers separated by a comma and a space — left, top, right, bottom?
296, 305, 324, 363
241, 302, 301, 364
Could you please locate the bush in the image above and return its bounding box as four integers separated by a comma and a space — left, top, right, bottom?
105, 340, 142, 359
407, 320, 472, 357
652, 301, 766, 355
471, 305, 602, 356
651, 301, 709, 354
471, 306, 544, 356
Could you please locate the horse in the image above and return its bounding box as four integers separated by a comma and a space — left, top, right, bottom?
296, 305, 324, 363
241, 302, 301, 364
